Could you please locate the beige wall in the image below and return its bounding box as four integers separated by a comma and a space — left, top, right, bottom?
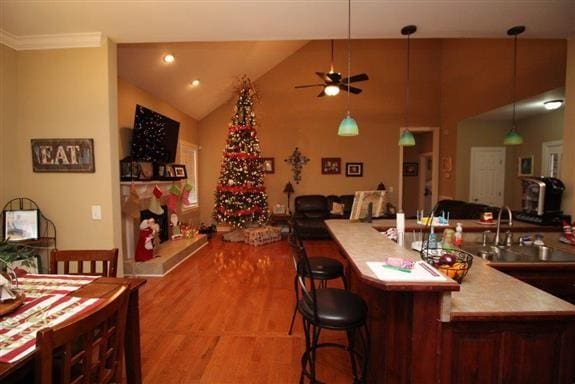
456, 110, 564, 210
562, 38, 575, 216
440, 39, 567, 199
511, 109, 564, 206
0, 44, 18, 207
4, 41, 121, 271
198, 39, 443, 224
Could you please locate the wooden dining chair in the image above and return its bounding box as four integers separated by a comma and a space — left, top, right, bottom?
50, 249, 119, 277
35, 284, 129, 384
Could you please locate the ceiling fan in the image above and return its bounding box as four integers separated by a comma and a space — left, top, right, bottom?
295, 40, 369, 97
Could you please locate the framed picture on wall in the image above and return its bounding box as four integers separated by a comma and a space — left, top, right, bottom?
262, 158, 275, 174
321, 158, 341, 174
518, 156, 534, 176
345, 162, 363, 177
403, 162, 418, 177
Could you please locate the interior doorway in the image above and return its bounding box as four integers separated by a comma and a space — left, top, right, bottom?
398, 127, 439, 217
542, 140, 563, 178
469, 147, 505, 206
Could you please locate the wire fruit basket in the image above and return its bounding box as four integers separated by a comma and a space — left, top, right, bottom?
420, 248, 473, 283
419, 202, 474, 283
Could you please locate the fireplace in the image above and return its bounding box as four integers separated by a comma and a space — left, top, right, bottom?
140, 205, 169, 243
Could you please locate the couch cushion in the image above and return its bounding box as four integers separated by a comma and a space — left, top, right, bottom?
295, 195, 328, 214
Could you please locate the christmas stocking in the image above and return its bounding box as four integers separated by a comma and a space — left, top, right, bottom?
182, 182, 193, 205
149, 185, 164, 215
122, 185, 141, 219
167, 184, 182, 213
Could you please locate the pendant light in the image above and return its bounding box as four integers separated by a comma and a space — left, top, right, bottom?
398, 25, 417, 146
338, 0, 359, 136
503, 25, 525, 146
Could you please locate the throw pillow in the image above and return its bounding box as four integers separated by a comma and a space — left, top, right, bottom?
330, 202, 344, 215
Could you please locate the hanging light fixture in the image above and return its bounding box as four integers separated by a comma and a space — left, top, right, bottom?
398, 25, 417, 146
338, 0, 359, 136
504, 25, 525, 146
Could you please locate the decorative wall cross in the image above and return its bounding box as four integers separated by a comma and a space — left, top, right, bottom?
284, 147, 310, 184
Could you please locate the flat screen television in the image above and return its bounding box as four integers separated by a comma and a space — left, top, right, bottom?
131, 105, 180, 163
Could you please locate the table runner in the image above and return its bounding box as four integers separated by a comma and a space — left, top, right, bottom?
0, 274, 102, 363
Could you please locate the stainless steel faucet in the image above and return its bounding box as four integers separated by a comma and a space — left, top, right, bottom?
495, 206, 513, 246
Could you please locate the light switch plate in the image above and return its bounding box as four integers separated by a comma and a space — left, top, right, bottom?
91, 205, 102, 220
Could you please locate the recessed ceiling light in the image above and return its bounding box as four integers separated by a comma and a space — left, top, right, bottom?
190, 79, 200, 87
324, 84, 340, 96
163, 54, 175, 63
544, 99, 563, 110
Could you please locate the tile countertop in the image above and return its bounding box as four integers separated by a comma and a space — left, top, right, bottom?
325, 220, 575, 321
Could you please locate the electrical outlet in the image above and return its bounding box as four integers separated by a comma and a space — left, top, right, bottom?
91, 205, 102, 220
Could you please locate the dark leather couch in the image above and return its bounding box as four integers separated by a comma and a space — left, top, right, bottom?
434, 199, 499, 220
293, 195, 354, 239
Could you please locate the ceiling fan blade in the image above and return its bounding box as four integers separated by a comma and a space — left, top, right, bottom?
315, 72, 328, 81
341, 73, 369, 84
317, 90, 326, 97
339, 84, 363, 94
295, 84, 324, 89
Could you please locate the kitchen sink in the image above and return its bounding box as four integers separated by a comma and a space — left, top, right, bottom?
459, 244, 575, 263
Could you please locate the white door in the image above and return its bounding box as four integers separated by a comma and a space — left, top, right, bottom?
541, 140, 562, 178
469, 147, 506, 206
418, 153, 433, 212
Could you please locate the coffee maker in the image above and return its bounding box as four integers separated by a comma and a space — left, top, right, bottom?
515, 177, 566, 225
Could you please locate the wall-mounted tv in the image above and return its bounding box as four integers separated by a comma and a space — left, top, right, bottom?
131, 105, 180, 163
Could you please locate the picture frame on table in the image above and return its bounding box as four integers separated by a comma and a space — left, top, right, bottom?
518, 156, 534, 176
3, 209, 40, 241
345, 162, 363, 177
321, 158, 341, 175
403, 162, 418, 177
262, 158, 275, 174
172, 164, 187, 179
138, 162, 154, 180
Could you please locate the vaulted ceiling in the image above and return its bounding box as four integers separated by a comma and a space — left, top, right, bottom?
2, 1, 573, 120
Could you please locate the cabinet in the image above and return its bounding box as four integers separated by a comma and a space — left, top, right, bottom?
491, 265, 575, 305
1, 198, 57, 273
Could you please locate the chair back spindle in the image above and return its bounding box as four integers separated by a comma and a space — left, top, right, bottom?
50, 249, 118, 277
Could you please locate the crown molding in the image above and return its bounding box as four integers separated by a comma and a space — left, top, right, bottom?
0, 30, 103, 51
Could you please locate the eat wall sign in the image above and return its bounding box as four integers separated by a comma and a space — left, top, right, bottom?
31, 138, 95, 173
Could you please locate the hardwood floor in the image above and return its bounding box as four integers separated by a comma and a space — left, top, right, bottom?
138, 235, 353, 383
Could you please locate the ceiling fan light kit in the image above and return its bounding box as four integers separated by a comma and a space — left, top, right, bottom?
544, 99, 563, 110
504, 25, 525, 146
324, 84, 340, 96
398, 25, 417, 147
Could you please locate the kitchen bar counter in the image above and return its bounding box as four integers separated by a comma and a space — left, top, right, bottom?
326, 220, 575, 383
372, 218, 561, 232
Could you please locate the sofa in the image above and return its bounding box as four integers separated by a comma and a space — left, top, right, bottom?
434, 199, 499, 220
292, 194, 355, 240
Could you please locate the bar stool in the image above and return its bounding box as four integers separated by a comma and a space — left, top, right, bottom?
291, 242, 370, 383
287, 228, 347, 335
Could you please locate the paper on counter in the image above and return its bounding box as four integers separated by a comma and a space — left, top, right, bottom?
366, 261, 447, 282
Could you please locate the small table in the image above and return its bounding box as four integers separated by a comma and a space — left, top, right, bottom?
269, 213, 292, 233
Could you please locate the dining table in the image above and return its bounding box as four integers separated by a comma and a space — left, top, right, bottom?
0, 274, 146, 384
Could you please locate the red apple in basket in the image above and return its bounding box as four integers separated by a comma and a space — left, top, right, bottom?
438, 253, 456, 266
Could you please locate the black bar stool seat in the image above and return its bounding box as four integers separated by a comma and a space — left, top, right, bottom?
299, 257, 344, 280
298, 287, 367, 329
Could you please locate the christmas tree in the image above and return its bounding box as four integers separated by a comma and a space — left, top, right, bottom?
213, 77, 270, 228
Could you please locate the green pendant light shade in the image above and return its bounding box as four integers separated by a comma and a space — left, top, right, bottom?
338, 113, 359, 136
398, 25, 417, 147
337, 0, 359, 137
503, 129, 523, 145
398, 129, 416, 146
504, 25, 525, 146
